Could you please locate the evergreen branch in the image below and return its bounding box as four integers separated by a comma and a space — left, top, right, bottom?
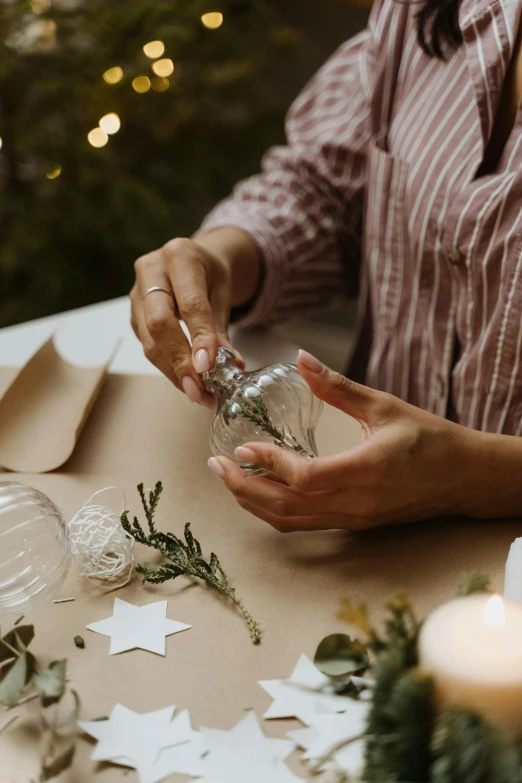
121, 483, 261, 644
221, 385, 312, 458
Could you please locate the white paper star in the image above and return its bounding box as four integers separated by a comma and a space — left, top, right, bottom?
86, 598, 191, 655
79, 704, 179, 768
79, 704, 205, 783
289, 703, 369, 777
303, 704, 369, 763
259, 654, 355, 725
196, 712, 304, 782
117, 711, 206, 783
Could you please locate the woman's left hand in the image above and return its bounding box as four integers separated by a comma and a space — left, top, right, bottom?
207, 350, 482, 532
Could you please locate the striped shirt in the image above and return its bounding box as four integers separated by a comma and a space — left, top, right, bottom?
201, 0, 522, 435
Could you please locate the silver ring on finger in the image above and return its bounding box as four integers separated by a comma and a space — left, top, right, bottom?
144, 286, 173, 299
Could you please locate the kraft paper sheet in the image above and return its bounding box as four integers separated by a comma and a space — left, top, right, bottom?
0, 338, 112, 473
0, 370, 520, 781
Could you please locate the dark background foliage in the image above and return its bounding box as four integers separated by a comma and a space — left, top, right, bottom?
0, 0, 368, 328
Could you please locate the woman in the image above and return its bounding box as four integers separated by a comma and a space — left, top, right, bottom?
131, 0, 522, 531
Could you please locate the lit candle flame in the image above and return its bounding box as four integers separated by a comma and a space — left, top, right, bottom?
483, 595, 505, 630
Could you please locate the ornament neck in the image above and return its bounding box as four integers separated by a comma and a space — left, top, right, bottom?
203, 348, 243, 397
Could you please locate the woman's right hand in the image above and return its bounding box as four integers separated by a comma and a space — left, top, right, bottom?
130, 228, 260, 405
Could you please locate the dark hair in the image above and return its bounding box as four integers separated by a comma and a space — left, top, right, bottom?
415, 0, 464, 58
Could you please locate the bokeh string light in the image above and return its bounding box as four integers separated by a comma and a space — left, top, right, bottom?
0, 137, 3, 151
201, 11, 224, 29
99, 112, 121, 134
30, 0, 50, 12
45, 164, 61, 179
87, 128, 109, 148
143, 40, 164, 58
152, 58, 174, 77
103, 66, 123, 85
132, 75, 151, 93
152, 76, 170, 92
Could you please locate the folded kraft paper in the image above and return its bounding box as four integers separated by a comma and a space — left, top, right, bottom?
0, 337, 113, 473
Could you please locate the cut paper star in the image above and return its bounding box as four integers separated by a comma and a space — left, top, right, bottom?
79, 704, 180, 768
86, 597, 191, 655
302, 704, 369, 763
289, 703, 369, 777
196, 712, 303, 782
116, 711, 206, 783
259, 654, 355, 726
79, 704, 205, 783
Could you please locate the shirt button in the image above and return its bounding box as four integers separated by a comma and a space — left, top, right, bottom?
447, 246, 462, 264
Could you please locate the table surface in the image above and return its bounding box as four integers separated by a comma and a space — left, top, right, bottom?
0, 296, 303, 373
0, 300, 520, 782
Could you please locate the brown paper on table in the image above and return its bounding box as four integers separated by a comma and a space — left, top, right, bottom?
0, 372, 521, 781
0, 338, 112, 473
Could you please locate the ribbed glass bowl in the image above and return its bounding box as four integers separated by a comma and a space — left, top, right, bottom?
0, 481, 71, 616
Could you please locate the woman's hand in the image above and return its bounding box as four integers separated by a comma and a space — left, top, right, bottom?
208, 350, 485, 532
130, 228, 260, 404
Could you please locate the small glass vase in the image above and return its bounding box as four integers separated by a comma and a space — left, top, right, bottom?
203, 348, 323, 476
0, 482, 71, 616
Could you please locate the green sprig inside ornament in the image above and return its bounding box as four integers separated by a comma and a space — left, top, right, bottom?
203, 348, 323, 475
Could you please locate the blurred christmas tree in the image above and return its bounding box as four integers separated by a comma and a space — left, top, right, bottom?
0, 0, 300, 326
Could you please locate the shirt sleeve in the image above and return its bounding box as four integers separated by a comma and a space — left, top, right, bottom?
198, 13, 382, 327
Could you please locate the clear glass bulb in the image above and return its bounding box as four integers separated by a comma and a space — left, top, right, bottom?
0, 482, 71, 616
203, 348, 323, 476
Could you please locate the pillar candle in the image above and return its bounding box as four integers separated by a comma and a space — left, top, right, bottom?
419, 594, 522, 734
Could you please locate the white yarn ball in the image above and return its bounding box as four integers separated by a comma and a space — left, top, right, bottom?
69, 488, 135, 590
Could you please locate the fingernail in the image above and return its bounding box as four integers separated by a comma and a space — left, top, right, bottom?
182, 375, 202, 403
235, 446, 257, 463
193, 348, 210, 374
208, 457, 225, 479
298, 349, 323, 373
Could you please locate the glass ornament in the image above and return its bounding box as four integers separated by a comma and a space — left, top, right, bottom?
0, 481, 71, 616
203, 348, 323, 476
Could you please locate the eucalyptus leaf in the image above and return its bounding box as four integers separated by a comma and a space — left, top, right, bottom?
35, 660, 67, 708
0, 650, 36, 707
41, 742, 76, 781
0, 625, 35, 662
314, 634, 369, 680
53, 690, 81, 738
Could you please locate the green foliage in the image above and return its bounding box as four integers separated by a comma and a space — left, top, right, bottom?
0, 0, 298, 327
431, 709, 522, 783
333, 576, 522, 782
221, 384, 310, 456
34, 660, 67, 707
121, 481, 261, 644
365, 662, 435, 782
338, 589, 421, 666
457, 572, 490, 597
0, 624, 37, 707
0, 623, 79, 780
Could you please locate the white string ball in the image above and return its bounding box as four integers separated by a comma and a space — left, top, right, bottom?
69, 488, 135, 591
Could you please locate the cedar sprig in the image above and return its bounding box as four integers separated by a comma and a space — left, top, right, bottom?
121, 482, 261, 644
219, 382, 310, 457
